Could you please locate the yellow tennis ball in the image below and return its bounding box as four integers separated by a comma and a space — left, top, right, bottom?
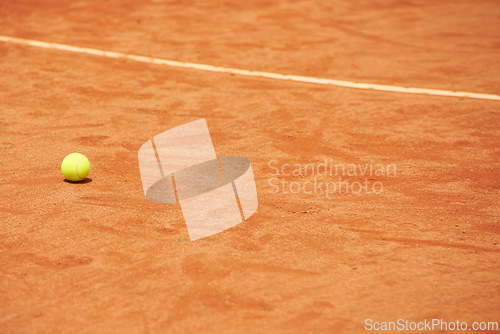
61, 153, 91, 182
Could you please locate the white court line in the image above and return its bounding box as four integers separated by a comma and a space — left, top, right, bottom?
1, 35, 499, 101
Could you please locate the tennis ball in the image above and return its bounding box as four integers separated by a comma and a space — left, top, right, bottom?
61, 153, 90, 182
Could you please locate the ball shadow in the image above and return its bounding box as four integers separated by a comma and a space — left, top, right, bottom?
63, 178, 93, 184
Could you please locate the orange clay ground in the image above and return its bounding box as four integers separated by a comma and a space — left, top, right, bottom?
0, 1, 499, 333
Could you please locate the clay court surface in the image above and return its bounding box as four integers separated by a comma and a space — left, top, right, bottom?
1, 1, 499, 333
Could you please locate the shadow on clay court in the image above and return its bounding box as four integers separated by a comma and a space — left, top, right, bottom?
63, 178, 93, 184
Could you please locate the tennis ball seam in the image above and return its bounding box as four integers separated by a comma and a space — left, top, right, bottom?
76, 158, 86, 180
